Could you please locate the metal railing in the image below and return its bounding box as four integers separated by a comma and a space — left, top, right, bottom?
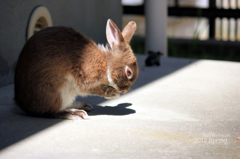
123, 0, 240, 41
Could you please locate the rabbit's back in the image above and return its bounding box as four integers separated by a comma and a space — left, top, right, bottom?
17, 26, 92, 67
14, 27, 97, 115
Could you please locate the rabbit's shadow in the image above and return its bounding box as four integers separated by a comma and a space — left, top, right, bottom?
89, 103, 135, 116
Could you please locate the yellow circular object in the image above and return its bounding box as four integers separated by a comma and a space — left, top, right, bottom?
27, 6, 52, 39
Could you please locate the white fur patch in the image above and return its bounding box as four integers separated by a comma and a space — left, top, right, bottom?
107, 68, 119, 91
59, 75, 89, 111
97, 44, 108, 52
107, 68, 113, 84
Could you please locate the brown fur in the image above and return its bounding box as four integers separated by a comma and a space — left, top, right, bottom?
14, 19, 138, 119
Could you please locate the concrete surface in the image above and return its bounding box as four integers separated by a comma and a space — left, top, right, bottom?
0, 55, 240, 158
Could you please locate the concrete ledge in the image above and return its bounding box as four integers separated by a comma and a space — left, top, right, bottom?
0, 55, 240, 158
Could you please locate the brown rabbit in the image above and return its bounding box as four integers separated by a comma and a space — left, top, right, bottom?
14, 19, 138, 119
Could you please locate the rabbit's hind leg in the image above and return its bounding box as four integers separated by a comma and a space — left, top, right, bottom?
56, 102, 94, 120
56, 108, 90, 120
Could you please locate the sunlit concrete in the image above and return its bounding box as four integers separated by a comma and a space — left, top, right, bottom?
0, 55, 240, 158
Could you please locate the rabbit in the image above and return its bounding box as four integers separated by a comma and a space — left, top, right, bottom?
145, 51, 163, 66
14, 19, 138, 119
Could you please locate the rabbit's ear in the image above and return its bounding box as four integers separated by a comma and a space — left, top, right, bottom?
122, 21, 137, 44
106, 19, 124, 49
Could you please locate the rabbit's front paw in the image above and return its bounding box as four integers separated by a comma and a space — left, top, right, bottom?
70, 102, 94, 112
104, 86, 120, 99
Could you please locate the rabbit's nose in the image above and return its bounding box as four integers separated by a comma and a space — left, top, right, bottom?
122, 90, 127, 94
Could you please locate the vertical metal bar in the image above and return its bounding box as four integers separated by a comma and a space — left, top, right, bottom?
220, 18, 223, 40
209, 19, 216, 39
236, 2, 238, 40
236, 18, 238, 41
228, 19, 231, 40
228, 0, 231, 40
209, 0, 216, 7
209, 0, 216, 39
175, 0, 179, 7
